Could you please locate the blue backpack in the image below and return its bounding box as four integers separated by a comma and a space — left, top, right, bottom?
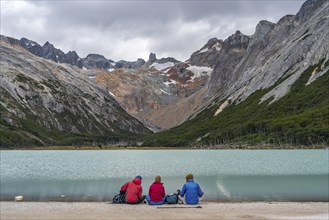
165, 193, 178, 204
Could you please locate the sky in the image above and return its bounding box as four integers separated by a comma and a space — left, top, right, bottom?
0, 0, 305, 62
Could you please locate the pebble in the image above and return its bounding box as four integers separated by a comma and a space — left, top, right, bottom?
15, 195, 24, 201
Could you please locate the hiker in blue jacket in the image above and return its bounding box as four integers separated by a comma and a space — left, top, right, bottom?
180, 173, 204, 205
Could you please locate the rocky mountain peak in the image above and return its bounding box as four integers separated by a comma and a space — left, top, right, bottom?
67, 50, 78, 56
255, 20, 275, 35
115, 58, 145, 69
149, 52, 157, 61
43, 41, 52, 47
276, 15, 296, 27
83, 54, 114, 70
223, 30, 250, 51
20, 38, 39, 47
0, 35, 20, 46
156, 57, 179, 64
205, 38, 221, 47
86, 54, 107, 60
250, 20, 276, 47
146, 52, 157, 65
188, 37, 223, 67
296, 0, 327, 23
235, 30, 242, 35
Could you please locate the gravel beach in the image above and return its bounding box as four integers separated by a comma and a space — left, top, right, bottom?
1, 202, 328, 220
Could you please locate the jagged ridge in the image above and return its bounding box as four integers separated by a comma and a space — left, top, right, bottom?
0, 40, 150, 147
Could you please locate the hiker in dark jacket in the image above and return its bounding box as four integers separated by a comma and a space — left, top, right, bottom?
180, 173, 204, 205
146, 175, 166, 205
120, 175, 146, 204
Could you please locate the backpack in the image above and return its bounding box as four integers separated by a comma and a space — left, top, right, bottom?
165, 193, 178, 204
112, 191, 126, 204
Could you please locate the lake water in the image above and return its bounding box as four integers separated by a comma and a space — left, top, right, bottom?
0, 150, 328, 202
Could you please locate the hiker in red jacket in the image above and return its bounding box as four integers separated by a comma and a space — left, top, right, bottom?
146, 175, 166, 205
120, 175, 146, 204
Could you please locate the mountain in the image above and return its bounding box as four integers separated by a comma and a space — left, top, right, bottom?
10, 36, 148, 71
143, 0, 329, 147
1, 0, 327, 148
96, 54, 213, 131
19, 38, 83, 68
187, 37, 223, 68
0, 37, 150, 147
1, 34, 215, 132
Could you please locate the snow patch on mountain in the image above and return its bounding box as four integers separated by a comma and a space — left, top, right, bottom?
164, 79, 178, 86
108, 91, 116, 97
213, 42, 222, 51
187, 65, 213, 81
197, 48, 209, 54
160, 89, 171, 95
151, 62, 175, 71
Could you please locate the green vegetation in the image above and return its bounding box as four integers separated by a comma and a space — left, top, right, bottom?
142, 59, 329, 148
0, 112, 142, 149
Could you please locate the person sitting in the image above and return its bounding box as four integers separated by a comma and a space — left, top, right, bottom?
180, 173, 204, 205
146, 175, 166, 205
120, 175, 146, 204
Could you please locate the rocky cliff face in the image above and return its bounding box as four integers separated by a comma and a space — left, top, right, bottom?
188, 38, 223, 68
81, 54, 115, 70
115, 58, 146, 69
206, 0, 329, 107
207, 31, 250, 97
0, 39, 150, 147
19, 38, 83, 68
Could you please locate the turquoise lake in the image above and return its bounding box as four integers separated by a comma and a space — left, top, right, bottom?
0, 150, 328, 201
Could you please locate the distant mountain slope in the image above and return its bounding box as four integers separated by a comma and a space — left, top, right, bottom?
144, 59, 329, 147
207, 0, 328, 103
0, 38, 150, 148
96, 60, 212, 131
143, 0, 329, 147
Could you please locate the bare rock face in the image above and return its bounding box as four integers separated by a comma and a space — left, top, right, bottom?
82, 54, 115, 70
0, 39, 150, 145
188, 38, 223, 68
205, 0, 329, 111
146, 53, 157, 66
207, 31, 250, 97
296, 0, 327, 23
115, 58, 146, 69
18, 38, 83, 68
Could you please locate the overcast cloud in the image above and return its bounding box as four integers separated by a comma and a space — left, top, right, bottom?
1, 0, 304, 61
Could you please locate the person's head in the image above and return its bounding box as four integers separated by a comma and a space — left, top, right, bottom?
135, 175, 142, 181
155, 175, 161, 183
186, 173, 193, 182
133, 177, 142, 185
